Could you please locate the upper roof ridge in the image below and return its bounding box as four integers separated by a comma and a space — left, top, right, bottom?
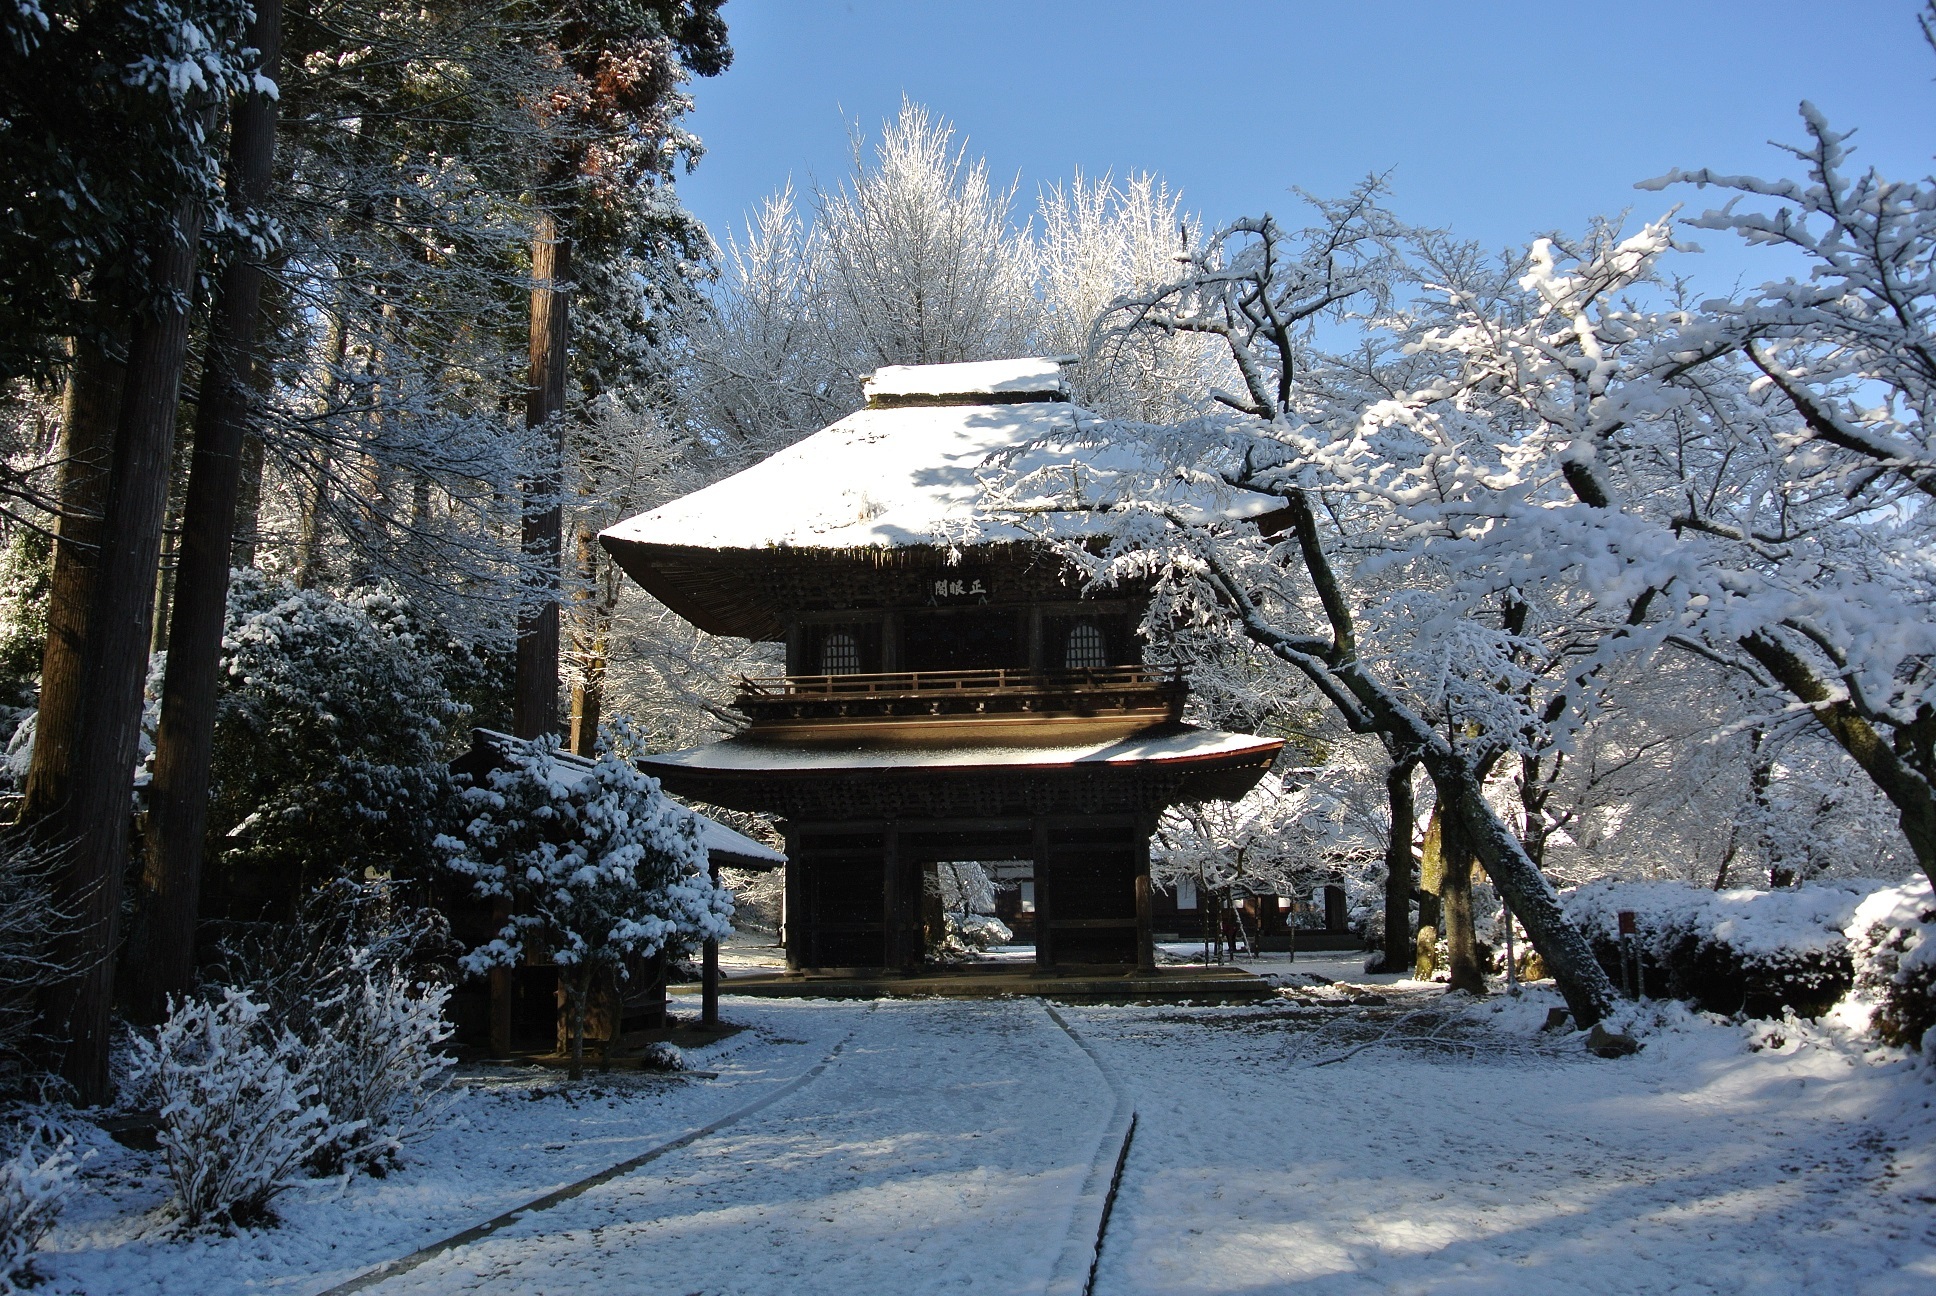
862, 357, 1073, 407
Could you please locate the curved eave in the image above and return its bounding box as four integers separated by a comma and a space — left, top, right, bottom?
597, 535, 775, 638
596, 535, 1048, 642
637, 727, 1286, 812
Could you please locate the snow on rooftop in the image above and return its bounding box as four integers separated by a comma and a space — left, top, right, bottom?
601, 386, 1280, 554
862, 357, 1069, 401
697, 815, 785, 868
641, 726, 1283, 775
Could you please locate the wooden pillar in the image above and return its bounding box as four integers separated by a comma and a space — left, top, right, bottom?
702, 857, 721, 1026
1033, 817, 1055, 969
881, 611, 902, 672
489, 897, 513, 1055
784, 826, 806, 970
1134, 828, 1156, 974
882, 825, 918, 972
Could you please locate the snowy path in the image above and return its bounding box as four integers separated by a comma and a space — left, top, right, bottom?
352, 997, 1118, 1296
47, 988, 1936, 1295
1070, 990, 1936, 1296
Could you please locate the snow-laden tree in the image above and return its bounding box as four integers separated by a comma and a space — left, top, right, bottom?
1037, 171, 1225, 422
682, 100, 1037, 463
814, 99, 1037, 375
1636, 107, 1936, 887
437, 734, 733, 1077
996, 184, 1623, 1023
1370, 133, 1936, 896
683, 186, 864, 463
201, 572, 465, 921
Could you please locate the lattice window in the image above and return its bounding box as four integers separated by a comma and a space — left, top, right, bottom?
819, 630, 861, 675
1063, 621, 1107, 669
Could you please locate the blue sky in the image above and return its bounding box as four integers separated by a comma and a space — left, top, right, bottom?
675, 0, 1936, 292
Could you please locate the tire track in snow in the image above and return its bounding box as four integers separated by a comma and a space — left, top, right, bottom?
311, 1019, 868, 1296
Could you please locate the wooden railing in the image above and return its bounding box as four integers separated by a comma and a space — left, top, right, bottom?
736, 664, 1180, 702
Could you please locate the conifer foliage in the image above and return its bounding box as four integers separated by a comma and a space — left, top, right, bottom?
436, 735, 733, 1077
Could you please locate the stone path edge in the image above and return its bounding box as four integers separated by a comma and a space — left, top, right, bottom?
1042, 1003, 1138, 1296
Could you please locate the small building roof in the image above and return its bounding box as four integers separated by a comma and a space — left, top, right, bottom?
454, 730, 785, 871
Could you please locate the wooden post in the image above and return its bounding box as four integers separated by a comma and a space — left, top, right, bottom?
1134, 829, 1156, 974
489, 897, 513, 1054
702, 857, 721, 1026
1033, 817, 1054, 969
881, 825, 903, 971
783, 827, 805, 970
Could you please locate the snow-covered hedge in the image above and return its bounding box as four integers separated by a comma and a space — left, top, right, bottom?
0, 1129, 72, 1289
1845, 876, 1936, 1050
1560, 877, 1905, 1024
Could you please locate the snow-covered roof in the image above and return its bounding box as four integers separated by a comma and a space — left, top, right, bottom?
641, 726, 1283, 776
601, 370, 1279, 556
695, 816, 785, 870
461, 730, 785, 870
861, 357, 1069, 403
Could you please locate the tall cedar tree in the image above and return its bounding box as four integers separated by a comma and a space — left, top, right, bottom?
137, 0, 284, 1020
21, 0, 257, 1102
514, 0, 729, 742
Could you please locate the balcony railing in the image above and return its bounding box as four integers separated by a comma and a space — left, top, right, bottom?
732, 665, 1187, 742
740, 664, 1177, 700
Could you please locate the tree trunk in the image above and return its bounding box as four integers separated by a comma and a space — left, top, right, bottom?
293, 303, 349, 590
567, 972, 586, 1082
1424, 753, 1616, 1026
21, 329, 124, 824
39, 189, 210, 1102
136, 0, 282, 1022
567, 521, 606, 756
1739, 630, 1936, 891
514, 214, 568, 741
229, 433, 265, 568
1438, 803, 1485, 994
1381, 757, 1417, 973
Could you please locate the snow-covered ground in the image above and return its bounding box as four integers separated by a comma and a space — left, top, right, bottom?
34, 984, 1936, 1294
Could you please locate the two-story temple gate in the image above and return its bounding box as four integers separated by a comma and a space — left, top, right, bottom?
601, 358, 1285, 975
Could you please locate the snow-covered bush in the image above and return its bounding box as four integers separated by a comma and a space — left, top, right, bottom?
1845, 877, 1936, 1050
1563, 879, 1882, 1018
304, 961, 454, 1175
639, 1041, 686, 1073
944, 912, 1012, 954
438, 735, 734, 1077
206, 572, 464, 921
207, 881, 455, 1175
128, 990, 340, 1230
0, 1129, 73, 1289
